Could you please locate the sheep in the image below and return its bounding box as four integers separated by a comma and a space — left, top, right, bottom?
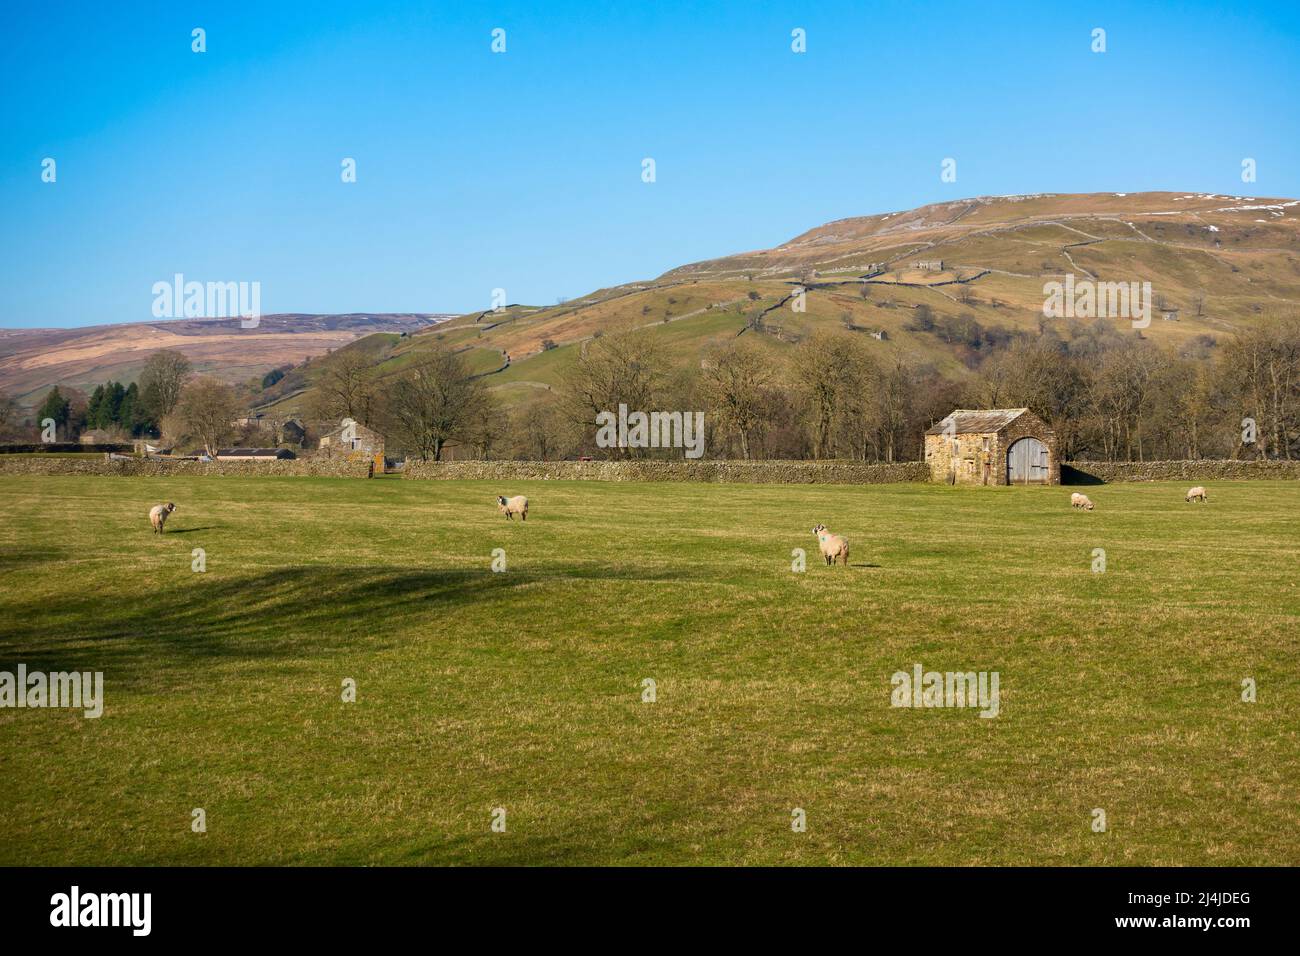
811, 524, 849, 567
1186, 486, 1209, 503
496, 495, 528, 521
149, 502, 176, 534
1070, 492, 1095, 511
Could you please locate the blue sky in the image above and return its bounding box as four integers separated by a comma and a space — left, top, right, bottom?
1, 0, 1297, 328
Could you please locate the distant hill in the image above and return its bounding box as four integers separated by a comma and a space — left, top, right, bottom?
11, 192, 1299, 420
255, 191, 1300, 419
0, 313, 453, 406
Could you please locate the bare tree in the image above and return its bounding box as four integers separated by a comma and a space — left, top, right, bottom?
175, 377, 239, 457
995, 338, 1090, 459
511, 397, 570, 460
1220, 315, 1300, 459
560, 328, 668, 457
701, 340, 774, 460
388, 345, 489, 461
139, 350, 193, 422
0, 389, 17, 437
872, 357, 916, 463
312, 349, 378, 425
461, 390, 505, 459
791, 332, 863, 459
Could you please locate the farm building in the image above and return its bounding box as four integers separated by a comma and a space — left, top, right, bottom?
924, 408, 1058, 486
216, 447, 296, 461
232, 415, 307, 446
280, 419, 307, 444
318, 421, 385, 473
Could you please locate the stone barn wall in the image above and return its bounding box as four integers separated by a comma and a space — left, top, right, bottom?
998, 414, 1059, 486
925, 432, 995, 485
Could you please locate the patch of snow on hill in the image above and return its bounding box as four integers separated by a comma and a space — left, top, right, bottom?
1212, 201, 1299, 213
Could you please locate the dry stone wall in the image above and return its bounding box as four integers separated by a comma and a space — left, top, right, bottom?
403, 460, 931, 484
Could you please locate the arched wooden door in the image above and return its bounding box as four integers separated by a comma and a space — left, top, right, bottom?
1006, 437, 1049, 484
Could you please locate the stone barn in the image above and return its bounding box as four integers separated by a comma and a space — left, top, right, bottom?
318, 421, 386, 474
924, 408, 1058, 486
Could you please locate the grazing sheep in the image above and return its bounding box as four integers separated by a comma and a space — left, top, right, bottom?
496, 495, 528, 521
149, 502, 176, 534
1070, 492, 1095, 511
1186, 486, 1209, 503
811, 523, 849, 567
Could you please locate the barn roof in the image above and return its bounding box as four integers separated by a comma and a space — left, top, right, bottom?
320, 421, 384, 442
216, 447, 295, 458
924, 408, 1032, 436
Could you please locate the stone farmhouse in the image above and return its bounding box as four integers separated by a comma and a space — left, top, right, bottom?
912, 259, 944, 272
923, 408, 1058, 485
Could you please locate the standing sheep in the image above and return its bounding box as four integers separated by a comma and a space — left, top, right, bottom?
149, 502, 176, 534
496, 495, 529, 521
811, 524, 849, 567
1186, 486, 1209, 503
1070, 492, 1095, 511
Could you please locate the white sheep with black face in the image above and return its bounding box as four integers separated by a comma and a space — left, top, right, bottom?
1070, 492, 1095, 511
812, 524, 849, 567
496, 495, 528, 521
149, 502, 176, 533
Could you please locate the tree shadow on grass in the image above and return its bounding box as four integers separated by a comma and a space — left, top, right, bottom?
0, 562, 693, 687
0, 545, 71, 572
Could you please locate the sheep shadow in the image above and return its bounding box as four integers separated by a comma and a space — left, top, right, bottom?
163, 525, 220, 534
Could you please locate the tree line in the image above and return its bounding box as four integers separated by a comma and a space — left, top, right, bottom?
5, 311, 1297, 463
7, 351, 197, 443
346, 312, 1300, 463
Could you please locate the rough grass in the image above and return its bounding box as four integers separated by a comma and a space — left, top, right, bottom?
0, 475, 1296, 866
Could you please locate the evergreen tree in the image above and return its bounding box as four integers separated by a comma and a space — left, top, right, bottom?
86, 385, 106, 428
37, 387, 71, 435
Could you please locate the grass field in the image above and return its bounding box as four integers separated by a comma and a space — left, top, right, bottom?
1, 475, 1297, 866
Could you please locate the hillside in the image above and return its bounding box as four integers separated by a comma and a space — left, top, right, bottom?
258, 191, 1300, 419
0, 313, 452, 407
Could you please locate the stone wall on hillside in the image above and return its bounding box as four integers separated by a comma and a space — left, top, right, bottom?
1063, 460, 1300, 483
403, 459, 932, 484
0, 457, 371, 478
